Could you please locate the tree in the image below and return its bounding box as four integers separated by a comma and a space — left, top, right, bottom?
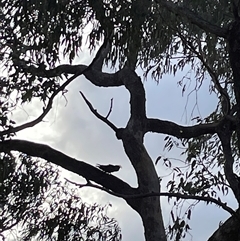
1, 0, 240, 240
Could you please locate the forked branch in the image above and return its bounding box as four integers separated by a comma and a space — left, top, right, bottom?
79, 91, 118, 132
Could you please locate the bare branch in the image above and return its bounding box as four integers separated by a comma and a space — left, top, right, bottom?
106, 98, 113, 119
66, 178, 236, 216
0, 139, 134, 195
16, 62, 124, 88
146, 118, 219, 138
13, 32, 111, 78
13, 59, 87, 78
79, 91, 118, 132
141, 192, 236, 217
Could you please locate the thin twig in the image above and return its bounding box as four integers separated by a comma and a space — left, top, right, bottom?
177, 32, 230, 113
106, 98, 113, 119
79, 91, 118, 132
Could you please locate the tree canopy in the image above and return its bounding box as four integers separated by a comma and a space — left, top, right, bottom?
1, 0, 240, 240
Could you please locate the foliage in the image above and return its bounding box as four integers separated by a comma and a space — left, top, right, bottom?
1, 0, 240, 240
0, 0, 235, 130
0, 154, 121, 241
0, 0, 235, 136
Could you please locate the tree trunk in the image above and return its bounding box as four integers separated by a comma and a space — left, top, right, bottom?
208, 210, 240, 241
139, 197, 166, 241
119, 127, 167, 241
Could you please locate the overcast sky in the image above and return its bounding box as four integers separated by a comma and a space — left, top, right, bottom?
14, 49, 238, 241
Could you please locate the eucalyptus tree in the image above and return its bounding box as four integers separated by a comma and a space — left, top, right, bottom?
1, 0, 240, 241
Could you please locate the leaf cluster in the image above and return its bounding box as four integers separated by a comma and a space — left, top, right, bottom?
158, 127, 235, 240
0, 153, 121, 241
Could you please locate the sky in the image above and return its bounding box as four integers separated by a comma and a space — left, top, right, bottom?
13, 48, 238, 241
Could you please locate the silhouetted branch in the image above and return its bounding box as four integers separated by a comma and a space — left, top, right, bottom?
69, 178, 236, 216
0, 139, 134, 195
0, 72, 82, 138
79, 91, 118, 132
219, 129, 240, 204
0, 39, 111, 138
106, 98, 113, 119
145, 118, 218, 138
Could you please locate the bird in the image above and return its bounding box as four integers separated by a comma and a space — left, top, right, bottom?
96, 164, 121, 173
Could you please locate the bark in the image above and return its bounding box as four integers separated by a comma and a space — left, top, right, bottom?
120, 129, 166, 241
208, 210, 240, 241
103, 69, 167, 241
146, 118, 220, 138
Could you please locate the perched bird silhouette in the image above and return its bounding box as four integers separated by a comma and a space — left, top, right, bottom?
96, 164, 121, 173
